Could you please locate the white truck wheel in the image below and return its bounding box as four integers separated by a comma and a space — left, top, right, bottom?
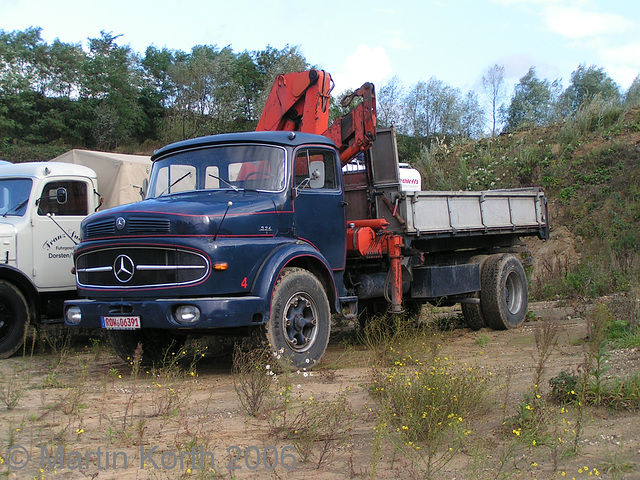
0, 281, 30, 358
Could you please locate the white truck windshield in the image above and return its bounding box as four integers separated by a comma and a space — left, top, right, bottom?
0, 178, 33, 217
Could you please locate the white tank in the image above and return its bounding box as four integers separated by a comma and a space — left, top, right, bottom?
398, 163, 421, 192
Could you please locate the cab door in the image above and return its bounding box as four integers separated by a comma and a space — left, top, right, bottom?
291, 147, 346, 270
32, 179, 88, 290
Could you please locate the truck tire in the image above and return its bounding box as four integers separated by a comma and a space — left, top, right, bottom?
461, 299, 485, 330
0, 281, 30, 359
480, 254, 528, 330
107, 330, 187, 366
266, 268, 330, 369
461, 256, 489, 330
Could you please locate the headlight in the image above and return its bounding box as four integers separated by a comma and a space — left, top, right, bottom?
65, 306, 82, 325
173, 305, 201, 325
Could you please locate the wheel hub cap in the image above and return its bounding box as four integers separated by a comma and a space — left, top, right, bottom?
284, 294, 318, 352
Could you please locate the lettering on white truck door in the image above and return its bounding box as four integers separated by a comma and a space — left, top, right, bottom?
33, 180, 87, 290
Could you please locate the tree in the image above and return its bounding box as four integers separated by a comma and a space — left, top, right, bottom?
403, 81, 428, 137
625, 75, 640, 108
402, 78, 481, 139
254, 45, 308, 117
0, 27, 48, 95
0, 29, 93, 148
559, 64, 621, 115
504, 67, 553, 132
142, 46, 177, 108
37, 39, 85, 98
482, 64, 506, 136
233, 51, 262, 123
81, 31, 145, 148
460, 91, 485, 139
431, 79, 466, 136
377, 76, 404, 128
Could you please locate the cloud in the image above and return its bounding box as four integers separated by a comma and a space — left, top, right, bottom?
598, 43, 640, 89
599, 42, 640, 66
331, 44, 393, 94
541, 5, 633, 39
386, 29, 415, 51
493, 0, 634, 39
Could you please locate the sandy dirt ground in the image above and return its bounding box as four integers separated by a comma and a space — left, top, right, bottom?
0, 299, 638, 480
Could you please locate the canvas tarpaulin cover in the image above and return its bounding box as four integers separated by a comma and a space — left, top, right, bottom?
51, 149, 151, 209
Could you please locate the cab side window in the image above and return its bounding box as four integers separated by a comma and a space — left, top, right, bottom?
38, 180, 88, 216
293, 149, 339, 190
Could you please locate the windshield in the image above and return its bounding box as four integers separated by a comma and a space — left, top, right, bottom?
147, 144, 286, 198
0, 178, 33, 217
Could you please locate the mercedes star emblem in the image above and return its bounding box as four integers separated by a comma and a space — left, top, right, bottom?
116, 217, 126, 230
113, 254, 135, 283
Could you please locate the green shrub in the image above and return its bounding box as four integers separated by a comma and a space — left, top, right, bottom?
549, 370, 580, 404
370, 355, 490, 451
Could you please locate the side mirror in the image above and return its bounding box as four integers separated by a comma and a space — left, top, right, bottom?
139, 178, 148, 199
308, 161, 325, 189
56, 187, 68, 205
292, 160, 326, 198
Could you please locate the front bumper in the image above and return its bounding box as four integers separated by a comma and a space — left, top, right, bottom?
64, 295, 268, 330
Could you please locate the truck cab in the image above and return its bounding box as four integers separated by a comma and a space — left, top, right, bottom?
65, 131, 349, 367
0, 162, 99, 357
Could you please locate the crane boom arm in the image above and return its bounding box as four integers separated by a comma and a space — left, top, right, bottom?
323, 82, 376, 165
256, 70, 377, 164
255, 70, 332, 135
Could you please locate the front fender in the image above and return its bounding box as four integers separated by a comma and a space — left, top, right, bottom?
252, 241, 338, 314
0, 264, 40, 324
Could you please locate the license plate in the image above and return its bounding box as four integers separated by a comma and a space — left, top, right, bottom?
101, 316, 141, 330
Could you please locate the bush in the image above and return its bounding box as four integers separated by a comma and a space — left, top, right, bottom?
549, 370, 580, 404
370, 354, 491, 474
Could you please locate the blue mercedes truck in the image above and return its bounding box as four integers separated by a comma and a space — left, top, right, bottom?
64, 71, 548, 368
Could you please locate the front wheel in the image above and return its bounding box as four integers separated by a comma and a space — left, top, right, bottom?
266, 268, 331, 369
481, 254, 528, 330
0, 281, 30, 359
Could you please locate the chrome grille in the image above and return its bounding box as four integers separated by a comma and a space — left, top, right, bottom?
76, 247, 209, 289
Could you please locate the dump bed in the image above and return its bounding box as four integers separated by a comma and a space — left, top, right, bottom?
400, 187, 548, 239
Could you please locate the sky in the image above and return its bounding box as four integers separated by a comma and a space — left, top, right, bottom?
2, 0, 640, 99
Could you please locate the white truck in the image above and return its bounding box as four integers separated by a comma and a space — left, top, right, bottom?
0, 150, 151, 358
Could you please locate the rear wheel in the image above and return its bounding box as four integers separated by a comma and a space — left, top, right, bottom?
266, 268, 331, 369
481, 254, 528, 330
107, 329, 187, 366
461, 256, 488, 330
461, 298, 485, 330
0, 281, 30, 359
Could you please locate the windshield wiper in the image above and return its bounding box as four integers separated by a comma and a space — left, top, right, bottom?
158, 172, 192, 197
208, 173, 239, 192
3, 198, 29, 217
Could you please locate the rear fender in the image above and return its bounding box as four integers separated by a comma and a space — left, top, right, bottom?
252, 242, 339, 314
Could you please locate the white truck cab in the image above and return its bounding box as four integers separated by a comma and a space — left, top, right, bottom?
0, 153, 151, 358
0, 162, 99, 291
